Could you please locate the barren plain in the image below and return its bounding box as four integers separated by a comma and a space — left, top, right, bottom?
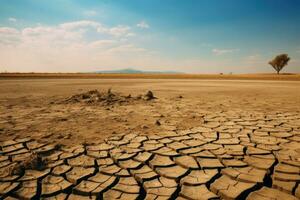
1, 76, 300, 199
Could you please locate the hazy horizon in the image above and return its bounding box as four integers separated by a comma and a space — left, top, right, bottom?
1, 0, 300, 73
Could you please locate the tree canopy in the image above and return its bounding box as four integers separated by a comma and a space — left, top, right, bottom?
269, 54, 290, 74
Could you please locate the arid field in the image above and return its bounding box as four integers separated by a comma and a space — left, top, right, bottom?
1, 74, 300, 199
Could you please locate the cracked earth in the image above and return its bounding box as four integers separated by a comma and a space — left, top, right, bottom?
0, 79, 300, 199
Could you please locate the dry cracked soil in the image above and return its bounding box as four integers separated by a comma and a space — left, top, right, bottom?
1, 78, 300, 200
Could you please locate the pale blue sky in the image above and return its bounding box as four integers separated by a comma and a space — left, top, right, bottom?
0, 0, 299, 73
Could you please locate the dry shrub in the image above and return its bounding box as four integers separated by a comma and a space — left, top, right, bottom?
10, 152, 46, 175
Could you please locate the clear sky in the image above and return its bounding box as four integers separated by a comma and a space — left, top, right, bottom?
0, 0, 299, 73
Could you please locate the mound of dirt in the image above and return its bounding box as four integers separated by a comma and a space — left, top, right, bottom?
145, 90, 156, 100
62, 89, 156, 106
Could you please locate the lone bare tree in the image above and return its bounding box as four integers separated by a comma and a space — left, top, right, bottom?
269, 54, 290, 74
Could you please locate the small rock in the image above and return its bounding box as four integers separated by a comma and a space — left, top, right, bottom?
145, 91, 155, 101
63, 134, 71, 139
141, 125, 149, 129
155, 120, 161, 126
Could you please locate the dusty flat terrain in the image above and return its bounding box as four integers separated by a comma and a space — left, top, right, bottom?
1, 73, 300, 81
1, 78, 300, 199
1, 78, 300, 144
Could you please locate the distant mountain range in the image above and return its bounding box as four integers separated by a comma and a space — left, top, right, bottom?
93, 68, 183, 74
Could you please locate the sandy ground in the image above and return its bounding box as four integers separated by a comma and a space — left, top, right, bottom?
1, 73, 300, 81
0, 78, 299, 146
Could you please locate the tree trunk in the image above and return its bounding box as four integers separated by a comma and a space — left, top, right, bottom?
277, 70, 279, 75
